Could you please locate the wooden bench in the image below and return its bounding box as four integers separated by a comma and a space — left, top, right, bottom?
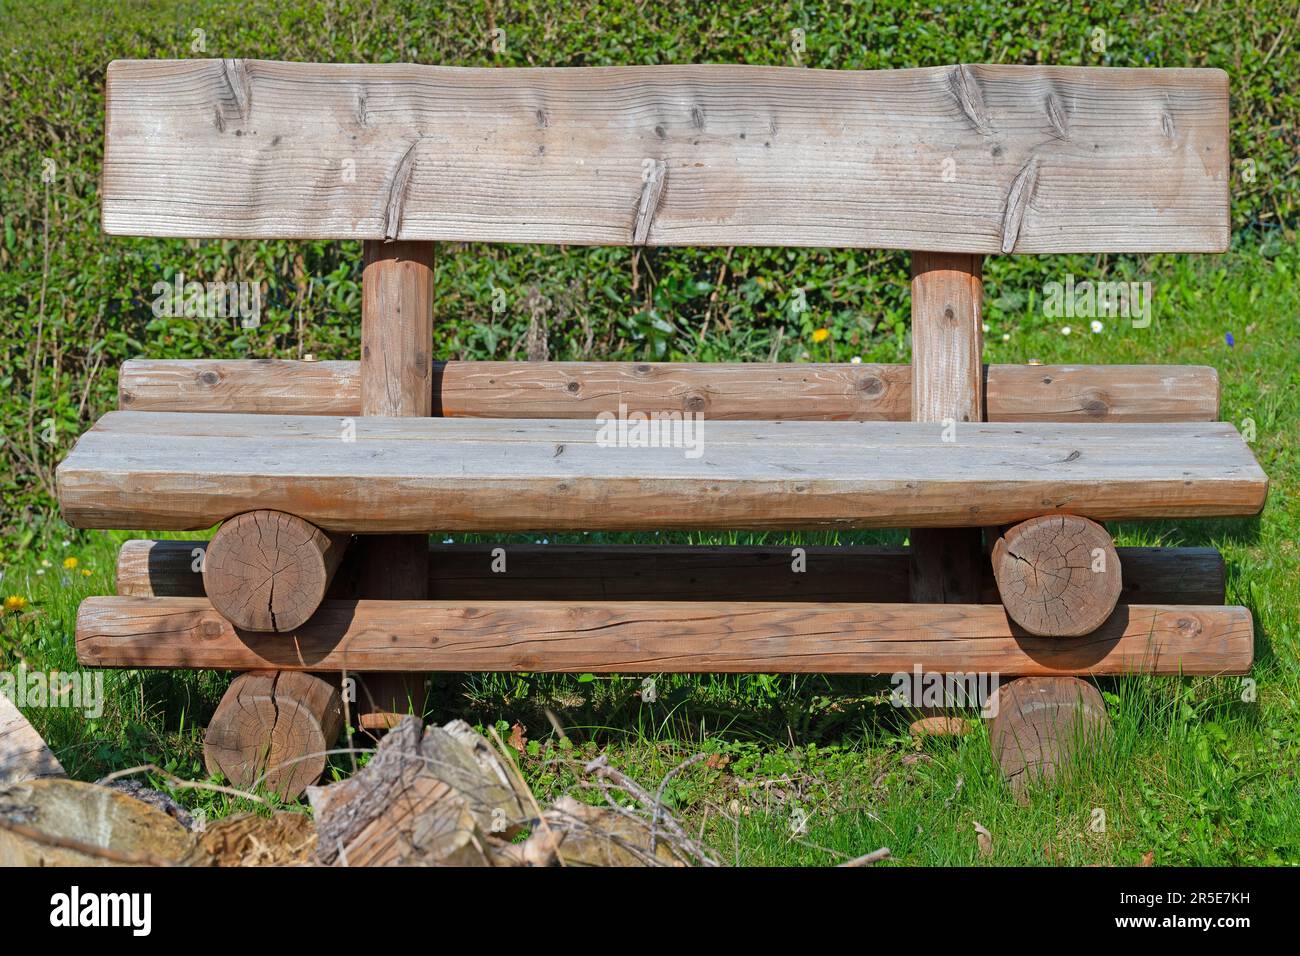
58, 59, 1265, 797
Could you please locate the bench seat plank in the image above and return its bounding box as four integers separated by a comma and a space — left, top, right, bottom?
75, 596, 1253, 676
56, 412, 1266, 532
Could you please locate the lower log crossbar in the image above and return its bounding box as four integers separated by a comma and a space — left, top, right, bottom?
75, 597, 1252, 676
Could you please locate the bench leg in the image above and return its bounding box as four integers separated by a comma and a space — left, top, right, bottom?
355, 239, 437, 731
203, 670, 343, 800
987, 676, 1112, 800
907, 252, 985, 735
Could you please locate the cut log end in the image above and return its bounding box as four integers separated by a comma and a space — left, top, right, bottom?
203, 671, 343, 800
992, 514, 1121, 637
203, 510, 348, 633
987, 676, 1112, 797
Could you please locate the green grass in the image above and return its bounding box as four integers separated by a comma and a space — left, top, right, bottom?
4, 241, 1297, 866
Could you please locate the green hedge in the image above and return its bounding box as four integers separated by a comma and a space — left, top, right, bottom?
1, 0, 1295, 538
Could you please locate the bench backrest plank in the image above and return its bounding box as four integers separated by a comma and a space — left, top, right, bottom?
103, 60, 1229, 252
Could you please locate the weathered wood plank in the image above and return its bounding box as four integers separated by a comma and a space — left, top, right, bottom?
74, 596, 1254, 676
0, 696, 66, 785
57, 412, 1267, 532
103, 60, 1230, 252
985, 364, 1220, 423
118, 540, 1226, 606
117, 359, 1222, 423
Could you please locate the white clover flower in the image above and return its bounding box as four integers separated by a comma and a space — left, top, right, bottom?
1002, 333, 1010, 342
850, 356, 862, 364
1061, 326, 1072, 336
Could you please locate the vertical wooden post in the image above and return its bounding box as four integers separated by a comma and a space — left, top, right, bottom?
908, 251, 985, 604
908, 251, 1113, 784
356, 239, 436, 728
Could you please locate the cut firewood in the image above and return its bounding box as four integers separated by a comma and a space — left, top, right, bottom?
0, 778, 194, 866
203, 671, 343, 800
186, 811, 317, 866
308, 716, 530, 866
986, 677, 1112, 798
203, 510, 349, 632
0, 695, 66, 785
992, 514, 1122, 636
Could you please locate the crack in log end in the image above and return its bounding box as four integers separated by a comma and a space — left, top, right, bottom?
1044, 93, 1069, 140
383, 141, 420, 240
948, 64, 993, 135
632, 159, 668, 246
220, 58, 252, 125
1000, 157, 1040, 254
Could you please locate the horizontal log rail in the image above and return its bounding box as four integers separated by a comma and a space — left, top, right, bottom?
118, 360, 1221, 423
75, 596, 1253, 676
116, 539, 1227, 607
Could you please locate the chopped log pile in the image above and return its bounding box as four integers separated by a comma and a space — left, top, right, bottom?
0, 716, 739, 867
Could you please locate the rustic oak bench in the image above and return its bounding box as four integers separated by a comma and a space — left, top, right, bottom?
57, 60, 1265, 797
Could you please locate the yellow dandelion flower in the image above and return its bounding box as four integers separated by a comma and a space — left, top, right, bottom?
4, 595, 28, 613
811, 328, 830, 344
63, 556, 79, 570
81, 569, 93, 577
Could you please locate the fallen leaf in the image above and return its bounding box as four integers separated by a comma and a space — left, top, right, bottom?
973, 821, 993, 858
508, 721, 527, 752
704, 753, 730, 770
1139, 851, 1155, 867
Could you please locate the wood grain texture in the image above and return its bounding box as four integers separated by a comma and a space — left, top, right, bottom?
102, 60, 1230, 252
57, 412, 1268, 532
0, 695, 66, 785
118, 359, 1223, 423
74, 596, 1254, 676
909, 251, 986, 604
992, 514, 1122, 637
985, 364, 1220, 423
202, 510, 349, 632
360, 242, 435, 419
357, 239, 433, 725
987, 676, 1112, 795
910, 252, 984, 426
118, 539, 1226, 606
202, 670, 343, 799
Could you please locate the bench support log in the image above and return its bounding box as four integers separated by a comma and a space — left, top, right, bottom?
75, 596, 1254, 675
354, 238, 436, 729
117, 539, 1228, 606
908, 252, 987, 604
907, 252, 986, 734
987, 677, 1112, 799
202, 671, 343, 800
203, 510, 349, 632
991, 514, 1122, 636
